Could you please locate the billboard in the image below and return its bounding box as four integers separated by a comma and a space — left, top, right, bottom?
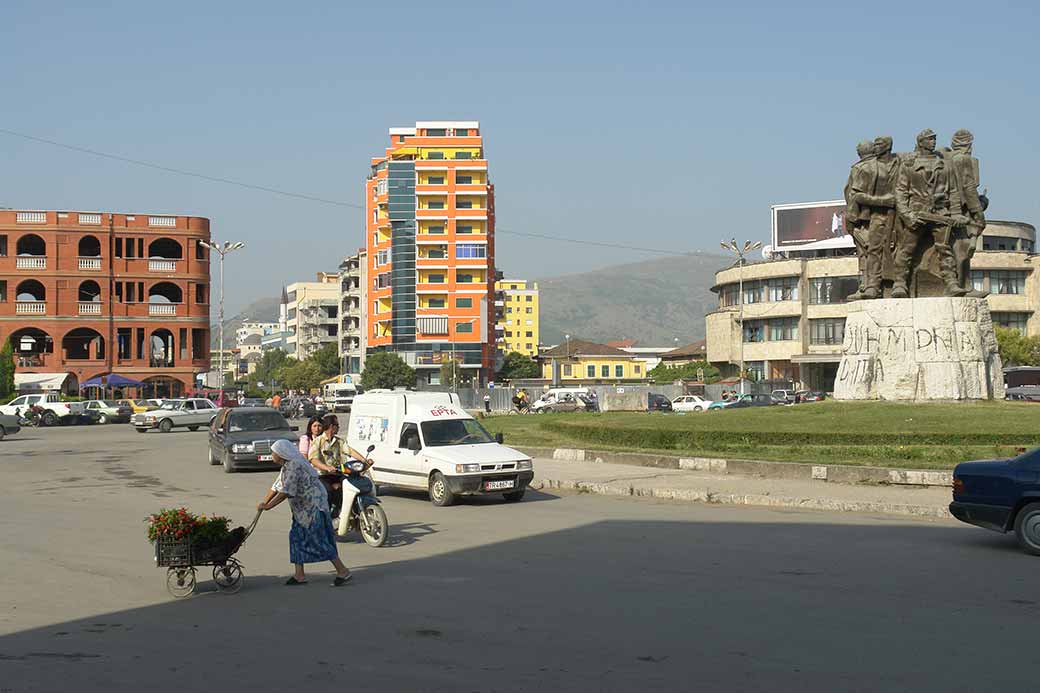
771, 200, 853, 252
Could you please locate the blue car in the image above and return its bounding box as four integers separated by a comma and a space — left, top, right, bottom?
950, 448, 1040, 555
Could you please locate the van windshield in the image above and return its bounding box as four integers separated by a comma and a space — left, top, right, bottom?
421, 419, 495, 447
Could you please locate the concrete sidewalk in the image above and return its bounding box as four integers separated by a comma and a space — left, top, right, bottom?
530, 457, 953, 519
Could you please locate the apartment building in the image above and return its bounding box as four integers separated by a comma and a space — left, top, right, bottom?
0, 209, 211, 397
236, 321, 278, 345
338, 250, 367, 375
365, 120, 497, 385
495, 279, 539, 357
283, 273, 340, 361
706, 220, 1038, 391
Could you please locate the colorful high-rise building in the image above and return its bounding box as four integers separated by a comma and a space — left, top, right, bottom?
365, 121, 497, 385
495, 279, 540, 357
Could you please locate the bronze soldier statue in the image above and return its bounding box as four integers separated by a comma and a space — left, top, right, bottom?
850, 136, 899, 299
844, 140, 875, 299
893, 129, 967, 298
944, 129, 988, 296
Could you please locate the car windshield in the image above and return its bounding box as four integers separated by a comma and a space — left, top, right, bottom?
102, 400, 120, 407
420, 418, 495, 447
158, 402, 181, 410
229, 412, 289, 432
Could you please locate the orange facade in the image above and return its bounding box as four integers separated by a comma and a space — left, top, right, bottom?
366, 122, 497, 382
0, 210, 211, 396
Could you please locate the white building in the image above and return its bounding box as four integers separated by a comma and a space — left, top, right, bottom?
283, 273, 340, 361
338, 250, 367, 375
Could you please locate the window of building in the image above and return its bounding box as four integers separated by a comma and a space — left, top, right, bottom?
809, 276, 860, 304
615, 364, 624, 378
427, 176, 445, 185
0, 235, 7, 256
526, 320, 533, 325
456, 322, 474, 333
456, 199, 473, 209
992, 270, 1026, 295
456, 244, 486, 259
526, 295, 532, 302
454, 151, 472, 160
397, 135, 405, 143
427, 298, 446, 308
601, 365, 610, 377
0, 280, 6, 301
426, 225, 445, 235
587, 365, 596, 378
506, 306, 512, 313
992, 312, 1030, 333
456, 175, 473, 184
427, 200, 445, 210
376, 273, 391, 289
525, 331, 533, 337
426, 128, 447, 137
746, 361, 766, 381
634, 364, 641, 374
810, 318, 846, 345
454, 128, 468, 136
426, 273, 445, 284
456, 297, 472, 308
456, 225, 473, 234
768, 277, 799, 302
743, 282, 764, 304
376, 249, 390, 265
117, 327, 132, 359
506, 331, 512, 337
525, 307, 533, 314
563, 364, 572, 376
456, 272, 475, 283
195, 241, 205, 260
742, 320, 765, 343
768, 317, 799, 341
427, 151, 445, 160
195, 284, 207, 304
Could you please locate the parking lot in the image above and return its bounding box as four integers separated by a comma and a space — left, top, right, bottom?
2, 422, 1039, 691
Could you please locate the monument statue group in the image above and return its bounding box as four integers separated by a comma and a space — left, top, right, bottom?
833, 129, 1004, 401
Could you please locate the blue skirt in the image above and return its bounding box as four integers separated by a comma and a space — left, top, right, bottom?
288, 511, 339, 564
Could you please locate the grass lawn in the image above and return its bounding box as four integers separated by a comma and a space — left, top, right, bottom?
481, 400, 1040, 469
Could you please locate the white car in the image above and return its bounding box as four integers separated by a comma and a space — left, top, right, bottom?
132, 398, 219, 433
671, 395, 713, 412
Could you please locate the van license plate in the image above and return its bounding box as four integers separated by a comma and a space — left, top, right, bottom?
258, 454, 273, 462
485, 479, 514, 490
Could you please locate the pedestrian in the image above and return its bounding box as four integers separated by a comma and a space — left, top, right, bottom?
308, 414, 346, 519
258, 439, 352, 586
483, 392, 491, 415
298, 415, 324, 457
272, 392, 282, 409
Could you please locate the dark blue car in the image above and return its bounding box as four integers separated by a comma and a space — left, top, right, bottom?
950, 448, 1040, 555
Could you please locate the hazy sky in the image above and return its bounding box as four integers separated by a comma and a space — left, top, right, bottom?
3, 0, 1038, 315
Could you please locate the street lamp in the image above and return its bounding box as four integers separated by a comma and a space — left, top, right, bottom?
720, 238, 762, 395
199, 240, 245, 388
451, 317, 479, 393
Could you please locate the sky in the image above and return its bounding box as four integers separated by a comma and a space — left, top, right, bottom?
3, 0, 1038, 315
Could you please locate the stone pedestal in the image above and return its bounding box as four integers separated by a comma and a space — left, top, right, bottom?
833, 297, 1004, 401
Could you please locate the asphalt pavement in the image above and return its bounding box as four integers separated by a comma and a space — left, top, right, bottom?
0, 423, 1036, 692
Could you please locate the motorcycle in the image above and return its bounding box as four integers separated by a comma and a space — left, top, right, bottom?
336, 444, 388, 547
15, 405, 42, 427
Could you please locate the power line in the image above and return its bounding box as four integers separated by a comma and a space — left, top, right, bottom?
0, 126, 702, 257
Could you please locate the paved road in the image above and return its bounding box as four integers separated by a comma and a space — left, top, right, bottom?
0, 424, 1035, 692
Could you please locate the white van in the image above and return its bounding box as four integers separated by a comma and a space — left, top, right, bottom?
324, 382, 359, 412
347, 391, 534, 506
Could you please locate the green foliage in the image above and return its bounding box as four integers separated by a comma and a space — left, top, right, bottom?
439, 360, 474, 388
647, 360, 720, 384
995, 327, 1040, 366
496, 351, 540, 381
278, 359, 322, 392
254, 349, 290, 384
361, 352, 416, 390
310, 343, 341, 379
0, 338, 14, 400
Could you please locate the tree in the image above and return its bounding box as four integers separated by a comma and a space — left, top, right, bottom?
361, 352, 416, 390
0, 338, 14, 401
254, 349, 290, 384
496, 351, 540, 382
308, 343, 341, 379
996, 327, 1040, 366
278, 359, 322, 392
647, 360, 721, 384
440, 359, 473, 389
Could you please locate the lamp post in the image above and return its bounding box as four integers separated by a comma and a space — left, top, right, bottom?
720, 239, 762, 395
199, 240, 245, 388
451, 317, 479, 393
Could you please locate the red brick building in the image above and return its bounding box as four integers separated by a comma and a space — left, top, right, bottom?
0, 210, 211, 397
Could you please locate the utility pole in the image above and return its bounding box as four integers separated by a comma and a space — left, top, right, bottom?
198, 240, 245, 393
720, 239, 762, 395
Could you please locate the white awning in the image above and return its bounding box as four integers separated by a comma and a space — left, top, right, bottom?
15, 372, 70, 391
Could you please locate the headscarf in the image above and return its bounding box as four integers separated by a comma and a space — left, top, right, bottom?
271, 438, 318, 490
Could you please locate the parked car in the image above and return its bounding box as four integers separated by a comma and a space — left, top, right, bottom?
1005, 386, 1040, 402
950, 447, 1040, 555
530, 388, 592, 413
800, 391, 827, 402
132, 398, 220, 433
672, 395, 712, 412
648, 393, 673, 412
708, 393, 776, 410
0, 414, 21, 440
240, 397, 267, 408
536, 393, 584, 414
0, 393, 85, 426
208, 407, 298, 473
119, 399, 155, 414
83, 399, 133, 424
771, 389, 797, 404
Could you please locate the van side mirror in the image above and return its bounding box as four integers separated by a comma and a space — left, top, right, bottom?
495, 432, 504, 444
366, 444, 376, 453
406, 436, 421, 452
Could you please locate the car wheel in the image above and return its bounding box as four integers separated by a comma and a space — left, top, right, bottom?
503, 490, 525, 502
222, 450, 236, 474
187, 425, 199, 431
429, 472, 455, 507
135, 428, 148, 434
694, 406, 703, 412
43, 412, 58, 427
0, 426, 5, 441
159, 418, 174, 433
208, 445, 220, 465
98, 414, 108, 425
1013, 502, 1040, 555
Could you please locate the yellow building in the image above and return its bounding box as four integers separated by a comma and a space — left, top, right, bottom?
495, 279, 540, 356
537, 339, 645, 384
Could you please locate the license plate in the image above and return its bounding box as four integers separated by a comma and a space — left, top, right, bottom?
258, 454, 273, 461
485, 479, 514, 490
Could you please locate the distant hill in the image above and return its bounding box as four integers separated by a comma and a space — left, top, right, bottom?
211, 296, 281, 347
535, 252, 727, 346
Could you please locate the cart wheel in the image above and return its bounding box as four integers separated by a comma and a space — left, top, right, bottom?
166, 567, 197, 598
213, 559, 244, 594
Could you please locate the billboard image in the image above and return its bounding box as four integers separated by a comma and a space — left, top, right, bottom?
771, 200, 851, 251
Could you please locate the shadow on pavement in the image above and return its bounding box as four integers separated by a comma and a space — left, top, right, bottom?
1, 517, 1035, 692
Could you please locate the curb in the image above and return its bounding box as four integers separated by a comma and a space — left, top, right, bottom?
531, 478, 951, 519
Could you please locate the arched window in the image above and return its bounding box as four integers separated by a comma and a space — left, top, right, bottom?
150, 329, 176, 368
78, 235, 101, 257
148, 282, 183, 304
10, 327, 53, 367
63, 328, 105, 361
15, 280, 46, 302
79, 280, 102, 302
16, 234, 46, 256
148, 238, 183, 260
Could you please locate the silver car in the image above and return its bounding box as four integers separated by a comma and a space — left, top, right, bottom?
133, 398, 219, 433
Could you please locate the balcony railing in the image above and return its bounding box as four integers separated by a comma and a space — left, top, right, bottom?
149, 303, 177, 316
16, 211, 46, 224
16, 301, 46, 315
16, 257, 46, 269
79, 302, 102, 315
79, 257, 102, 270
148, 259, 177, 272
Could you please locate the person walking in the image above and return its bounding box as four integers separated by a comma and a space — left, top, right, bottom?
258, 439, 351, 586
483, 392, 491, 415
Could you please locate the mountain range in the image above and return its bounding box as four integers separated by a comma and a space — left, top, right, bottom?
215, 252, 727, 349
